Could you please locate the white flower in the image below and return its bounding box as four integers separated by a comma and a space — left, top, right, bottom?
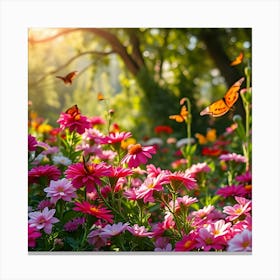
52, 154, 72, 166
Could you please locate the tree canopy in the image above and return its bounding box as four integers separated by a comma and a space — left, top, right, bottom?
28, 28, 251, 139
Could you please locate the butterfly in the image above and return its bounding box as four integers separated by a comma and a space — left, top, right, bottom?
56, 71, 78, 85
200, 77, 245, 117
97, 92, 105, 101
65, 104, 81, 118
230, 52, 244, 66
169, 105, 188, 122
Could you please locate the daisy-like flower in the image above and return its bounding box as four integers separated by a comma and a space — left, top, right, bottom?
235, 171, 252, 184
216, 185, 247, 198
44, 178, 77, 204
219, 152, 247, 163
97, 131, 132, 145
168, 171, 197, 191
52, 154, 72, 166
136, 173, 169, 203
88, 116, 106, 126
154, 125, 173, 135
73, 201, 113, 223
127, 224, 154, 238
99, 222, 129, 238
28, 224, 42, 248
174, 232, 197, 251
87, 228, 108, 249
37, 199, 54, 211
171, 158, 188, 170
65, 161, 111, 192
169, 195, 198, 212
28, 165, 61, 185
121, 143, 157, 168
206, 220, 232, 238
28, 134, 38, 152
64, 217, 86, 232
223, 197, 251, 221
154, 237, 173, 252
57, 111, 91, 134
196, 227, 227, 251
227, 229, 252, 252
188, 162, 211, 176
28, 207, 59, 234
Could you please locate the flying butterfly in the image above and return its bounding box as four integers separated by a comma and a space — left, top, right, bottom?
65, 104, 81, 118
200, 77, 245, 117
169, 105, 188, 123
56, 71, 78, 85
230, 52, 244, 66
97, 92, 105, 101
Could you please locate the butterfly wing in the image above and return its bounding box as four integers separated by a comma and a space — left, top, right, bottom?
97, 92, 105, 101
200, 77, 245, 117
230, 52, 244, 66
65, 104, 81, 117
169, 105, 188, 122
65, 71, 78, 84
224, 77, 245, 107
200, 99, 229, 117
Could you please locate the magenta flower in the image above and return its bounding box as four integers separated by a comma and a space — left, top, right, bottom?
28, 165, 61, 185
127, 224, 154, 238
88, 116, 106, 126
97, 131, 132, 145
216, 185, 247, 198
196, 227, 227, 251
73, 201, 113, 223
174, 232, 197, 251
44, 178, 77, 204
57, 112, 91, 134
65, 161, 111, 192
28, 207, 59, 234
121, 144, 157, 168
28, 134, 38, 152
219, 152, 247, 163
28, 224, 42, 248
235, 171, 252, 184
227, 229, 252, 252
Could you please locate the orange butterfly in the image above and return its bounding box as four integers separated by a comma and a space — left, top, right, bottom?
65, 104, 81, 118
97, 92, 105, 101
169, 105, 188, 123
230, 52, 244, 66
200, 77, 245, 117
56, 71, 78, 85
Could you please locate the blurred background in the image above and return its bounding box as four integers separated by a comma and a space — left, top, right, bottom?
28, 28, 251, 140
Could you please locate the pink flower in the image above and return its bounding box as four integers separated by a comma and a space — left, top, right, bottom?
227, 229, 252, 252
136, 173, 169, 203
216, 185, 247, 198
146, 164, 164, 178
28, 207, 59, 234
65, 161, 111, 192
57, 112, 91, 134
37, 199, 54, 211
219, 152, 247, 163
207, 220, 232, 237
97, 131, 132, 145
188, 162, 211, 176
88, 116, 106, 126
87, 228, 108, 249
127, 224, 154, 237
28, 224, 42, 248
223, 197, 251, 221
121, 144, 156, 168
64, 217, 86, 232
73, 201, 113, 223
28, 165, 61, 185
168, 171, 197, 191
44, 178, 77, 204
28, 134, 38, 152
169, 195, 198, 212
99, 222, 129, 238
235, 171, 252, 184
174, 232, 197, 251
196, 227, 227, 251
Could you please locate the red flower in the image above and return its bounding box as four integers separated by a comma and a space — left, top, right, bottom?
154, 125, 173, 134
73, 201, 113, 223
65, 162, 111, 192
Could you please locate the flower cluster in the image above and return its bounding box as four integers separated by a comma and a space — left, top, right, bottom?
28, 101, 252, 252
